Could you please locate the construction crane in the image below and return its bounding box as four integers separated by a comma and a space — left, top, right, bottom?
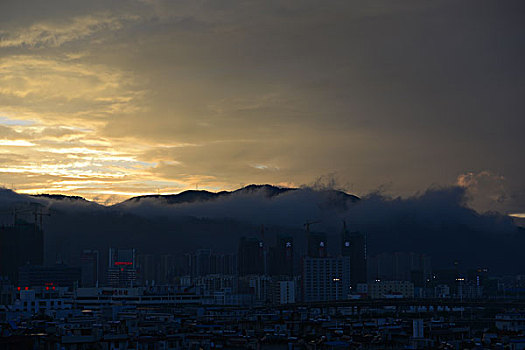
0, 203, 50, 230
304, 220, 321, 234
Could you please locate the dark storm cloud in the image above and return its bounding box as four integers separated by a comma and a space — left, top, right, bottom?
99, 0, 525, 200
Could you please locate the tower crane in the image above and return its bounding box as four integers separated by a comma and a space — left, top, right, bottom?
304, 220, 321, 234
0, 203, 50, 230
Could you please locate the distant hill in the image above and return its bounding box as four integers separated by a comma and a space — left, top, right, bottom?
117, 184, 359, 207
119, 190, 220, 206
16, 184, 359, 208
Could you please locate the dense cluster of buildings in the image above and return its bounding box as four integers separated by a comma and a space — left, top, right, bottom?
1, 219, 524, 305
1, 282, 525, 349
1, 219, 525, 348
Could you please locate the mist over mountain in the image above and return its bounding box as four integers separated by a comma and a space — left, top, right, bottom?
0, 184, 522, 274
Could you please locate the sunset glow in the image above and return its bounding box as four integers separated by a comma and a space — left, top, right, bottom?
0, 0, 523, 214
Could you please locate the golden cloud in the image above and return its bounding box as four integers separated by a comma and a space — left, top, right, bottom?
0, 13, 141, 48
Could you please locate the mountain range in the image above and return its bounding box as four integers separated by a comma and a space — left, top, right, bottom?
1, 184, 523, 274
32, 184, 359, 207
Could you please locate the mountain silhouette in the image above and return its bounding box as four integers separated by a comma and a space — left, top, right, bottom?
118, 184, 359, 207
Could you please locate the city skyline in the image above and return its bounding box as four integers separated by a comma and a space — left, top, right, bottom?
0, 1, 523, 217
0, 2, 524, 346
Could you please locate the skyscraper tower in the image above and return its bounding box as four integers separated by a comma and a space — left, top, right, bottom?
269, 235, 294, 277
80, 249, 100, 287
307, 232, 327, 258
0, 216, 44, 285
238, 237, 265, 276
107, 248, 137, 287
341, 221, 367, 287
341, 221, 352, 257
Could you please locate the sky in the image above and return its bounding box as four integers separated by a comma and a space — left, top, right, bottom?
0, 0, 523, 213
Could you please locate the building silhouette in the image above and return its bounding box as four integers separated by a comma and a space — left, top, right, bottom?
0, 221, 44, 285
269, 235, 293, 277
302, 256, 351, 302
159, 254, 176, 284
107, 248, 137, 287
307, 232, 327, 258
368, 252, 431, 286
136, 253, 157, 285
210, 253, 237, 275
80, 249, 99, 287
340, 223, 367, 288
238, 237, 265, 276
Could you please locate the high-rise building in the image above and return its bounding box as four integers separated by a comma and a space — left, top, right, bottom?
172, 254, 190, 276
0, 221, 44, 285
341, 224, 367, 288
307, 232, 327, 258
185, 253, 196, 276
159, 254, 176, 284
341, 223, 352, 257
269, 235, 293, 277
185, 249, 212, 277
107, 248, 137, 287
137, 253, 157, 285
302, 256, 351, 302
80, 249, 99, 287
183, 249, 239, 277
211, 253, 237, 275
238, 237, 265, 276
196, 249, 212, 276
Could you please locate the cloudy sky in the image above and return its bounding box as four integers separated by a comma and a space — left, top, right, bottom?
0, 0, 523, 212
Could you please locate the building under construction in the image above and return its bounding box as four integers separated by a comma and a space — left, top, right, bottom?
0, 207, 45, 285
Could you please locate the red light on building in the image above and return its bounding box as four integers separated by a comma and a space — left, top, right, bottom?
45, 286, 49, 290
17, 287, 21, 291
114, 261, 133, 266
52, 286, 55, 290
24, 287, 29, 290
